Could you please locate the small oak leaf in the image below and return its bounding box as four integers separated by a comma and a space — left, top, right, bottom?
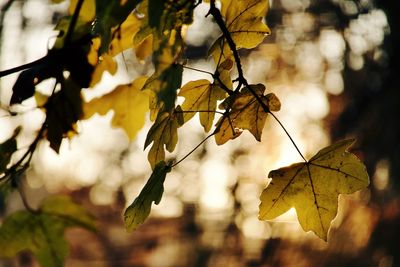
259, 139, 370, 240
178, 79, 227, 132
214, 84, 280, 145
83, 76, 149, 140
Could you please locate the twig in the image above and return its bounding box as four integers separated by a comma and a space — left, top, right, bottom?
0, 57, 47, 78
64, 0, 85, 46
208, 0, 307, 162
171, 132, 215, 167
269, 112, 307, 162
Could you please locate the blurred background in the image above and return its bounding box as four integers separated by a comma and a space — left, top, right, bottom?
0, 0, 399, 266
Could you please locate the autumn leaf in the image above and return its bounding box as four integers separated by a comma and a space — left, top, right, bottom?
68, 0, 95, 22
45, 79, 83, 153
221, 0, 270, 48
83, 76, 149, 140
93, 0, 141, 54
124, 161, 171, 232
0, 195, 95, 267
144, 109, 183, 169
178, 79, 227, 132
214, 84, 280, 145
259, 139, 370, 240
210, 0, 271, 64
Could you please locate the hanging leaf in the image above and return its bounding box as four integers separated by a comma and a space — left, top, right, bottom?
214, 84, 280, 145
143, 62, 183, 114
45, 79, 83, 153
68, 0, 96, 22
210, 0, 271, 64
0, 195, 95, 267
259, 139, 370, 240
124, 161, 171, 232
144, 109, 183, 169
178, 79, 227, 132
93, 0, 141, 54
83, 76, 149, 140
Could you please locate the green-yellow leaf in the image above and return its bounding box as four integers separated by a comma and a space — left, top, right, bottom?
259, 139, 370, 240
178, 79, 227, 132
124, 161, 171, 232
214, 84, 280, 145
0, 195, 95, 267
144, 110, 183, 169
83, 76, 149, 140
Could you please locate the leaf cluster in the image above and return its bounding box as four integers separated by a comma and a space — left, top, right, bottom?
0, 1, 371, 265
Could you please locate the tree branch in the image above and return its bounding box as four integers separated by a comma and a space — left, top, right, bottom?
208, 0, 307, 162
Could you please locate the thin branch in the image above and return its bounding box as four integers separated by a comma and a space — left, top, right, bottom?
171, 132, 215, 167
180, 64, 214, 76
64, 0, 85, 46
0, 57, 47, 78
16, 176, 40, 214
175, 109, 225, 115
208, 1, 307, 162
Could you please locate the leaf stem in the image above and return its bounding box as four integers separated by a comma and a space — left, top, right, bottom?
269, 111, 307, 162
180, 64, 214, 76
171, 132, 215, 168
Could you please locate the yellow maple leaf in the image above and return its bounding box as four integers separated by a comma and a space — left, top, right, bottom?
108, 13, 143, 57
68, 0, 95, 22
214, 84, 280, 145
210, 0, 271, 65
178, 79, 227, 132
259, 139, 370, 240
221, 0, 270, 48
83, 76, 149, 140
144, 110, 183, 169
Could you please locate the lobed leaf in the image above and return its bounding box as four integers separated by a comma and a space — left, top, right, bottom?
214, 84, 280, 145
259, 139, 370, 240
210, 0, 271, 66
178, 79, 227, 132
144, 110, 183, 169
0, 195, 95, 267
83, 76, 149, 140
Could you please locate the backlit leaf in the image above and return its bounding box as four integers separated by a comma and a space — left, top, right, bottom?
68, 0, 95, 22
144, 109, 183, 169
83, 76, 149, 140
221, 0, 270, 49
0, 195, 95, 267
93, 0, 141, 54
179, 79, 227, 132
210, 0, 271, 65
214, 84, 280, 145
259, 139, 370, 240
124, 161, 171, 231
